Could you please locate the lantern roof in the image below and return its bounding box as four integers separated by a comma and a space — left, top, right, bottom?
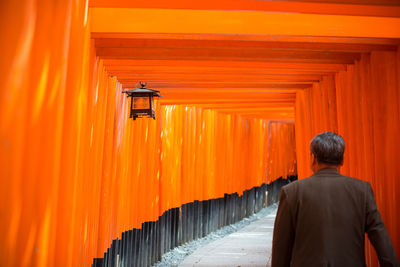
122, 82, 162, 97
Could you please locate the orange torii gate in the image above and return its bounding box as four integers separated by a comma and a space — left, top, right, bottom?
0, 0, 399, 266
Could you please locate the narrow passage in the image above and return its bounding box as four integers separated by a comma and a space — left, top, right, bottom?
178, 209, 276, 267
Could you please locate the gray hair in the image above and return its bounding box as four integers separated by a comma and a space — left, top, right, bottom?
310, 132, 345, 165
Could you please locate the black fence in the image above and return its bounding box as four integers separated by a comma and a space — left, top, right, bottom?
266, 175, 298, 205
92, 177, 296, 267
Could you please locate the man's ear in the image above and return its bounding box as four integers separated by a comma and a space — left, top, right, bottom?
310, 153, 316, 173
310, 153, 315, 164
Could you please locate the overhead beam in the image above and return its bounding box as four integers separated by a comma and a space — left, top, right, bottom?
157, 90, 299, 95
96, 47, 361, 64
92, 33, 400, 46
159, 93, 297, 100
91, 8, 400, 38
223, 110, 294, 114
115, 73, 323, 82
184, 103, 295, 108
94, 38, 398, 52
108, 69, 335, 78
159, 99, 296, 105
207, 107, 295, 111
239, 114, 295, 120
121, 82, 313, 89
103, 60, 347, 72
89, 0, 400, 17
219, 111, 295, 119
106, 67, 337, 76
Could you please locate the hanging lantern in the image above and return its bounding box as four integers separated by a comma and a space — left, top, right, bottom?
122, 82, 162, 120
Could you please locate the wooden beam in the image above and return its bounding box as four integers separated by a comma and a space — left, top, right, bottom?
114, 73, 323, 82
184, 102, 295, 108
208, 107, 295, 111
159, 99, 296, 105
159, 92, 297, 100
108, 69, 335, 78
92, 33, 400, 45
89, 0, 400, 17
219, 111, 295, 119
91, 8, 400, 38
103, 60, 347, 72
239, 114, 294, 120
121, 82, 313, 89
223, 110, 294, 114
106, 66, 337, 76
96, 47, 360, 64
286, 0, 400, 6
156, 89, 300, 95
94, 38, 398, 52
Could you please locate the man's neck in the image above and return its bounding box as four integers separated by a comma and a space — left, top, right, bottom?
314, 164, 339, 173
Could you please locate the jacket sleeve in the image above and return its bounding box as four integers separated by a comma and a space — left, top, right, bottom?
271, 187, 295, 267
365, 182, 399, 267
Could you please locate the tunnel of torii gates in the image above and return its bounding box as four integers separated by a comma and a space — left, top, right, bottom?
1, 0, 400, 266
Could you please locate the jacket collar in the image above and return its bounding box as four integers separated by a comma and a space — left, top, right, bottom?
314, 168, 340, 176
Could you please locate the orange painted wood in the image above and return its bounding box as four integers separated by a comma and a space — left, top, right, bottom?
91, 8, 400, 38
2, 1, 399, 267
94, 38, 399, 52
267, 122, 297, 183
95, 47, 361, 64
114, 75, 322, 84
102, 59, 348, 72
89, 0, 400, 17
92, 33, 400, 46
295, 50, 400, 266
121, 83, 311, 90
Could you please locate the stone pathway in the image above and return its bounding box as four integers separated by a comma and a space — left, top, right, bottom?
178, 210, 276, 267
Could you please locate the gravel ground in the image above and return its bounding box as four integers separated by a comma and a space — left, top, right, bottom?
152, 203, 278, 267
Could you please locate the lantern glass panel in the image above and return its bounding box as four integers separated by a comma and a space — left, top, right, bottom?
133, 97, 150, 109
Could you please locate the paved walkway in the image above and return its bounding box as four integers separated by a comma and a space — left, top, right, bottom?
178, 210, 276, 267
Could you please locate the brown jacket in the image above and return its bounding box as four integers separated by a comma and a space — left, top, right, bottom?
271, 168, 399, 267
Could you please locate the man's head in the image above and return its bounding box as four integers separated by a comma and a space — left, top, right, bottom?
310, 131, 345, 172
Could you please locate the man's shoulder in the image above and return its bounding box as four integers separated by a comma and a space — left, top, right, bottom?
282, 173, 370, 191
281, 178, 303, 193
282, 175, 316, 188
332, 173, 370, 188
343, 175, 370, 185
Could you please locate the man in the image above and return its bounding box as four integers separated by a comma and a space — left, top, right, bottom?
271, 132, 398, 267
